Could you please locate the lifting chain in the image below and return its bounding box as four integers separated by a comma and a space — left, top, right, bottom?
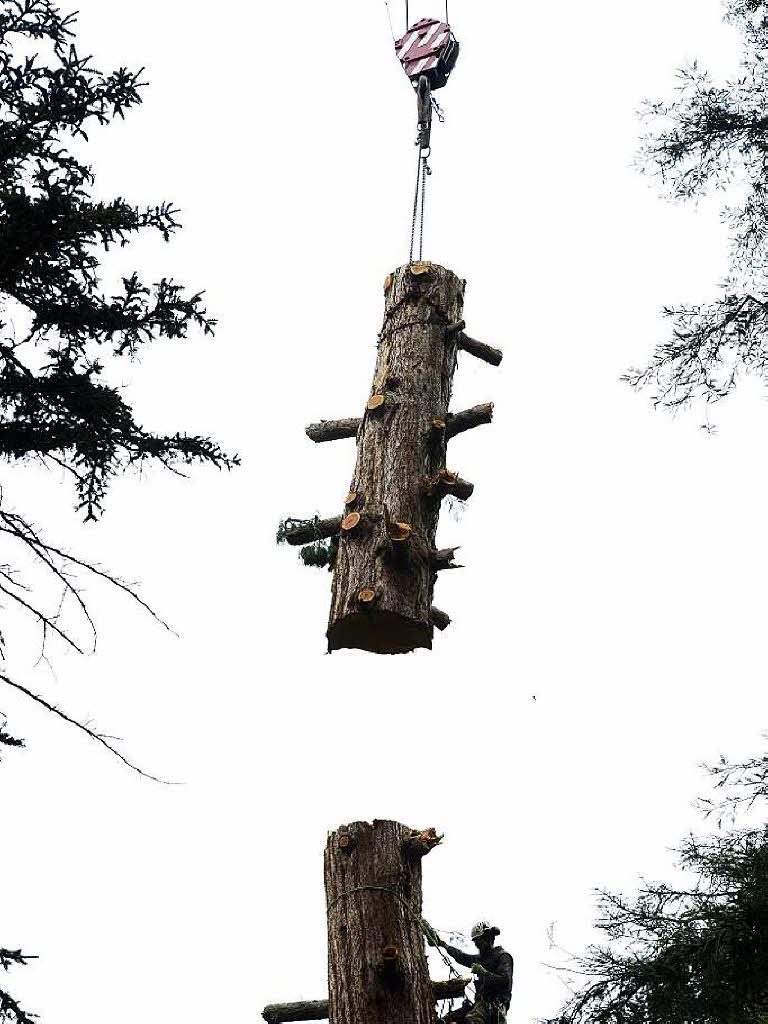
409, 146, 431, 265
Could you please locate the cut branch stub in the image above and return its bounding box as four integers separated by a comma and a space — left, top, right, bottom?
434, 978, 471, 1001
305, 403, 492, 446
378, 945, 403, 989
367, 394, 386, 412
431, 606, 451, 631
410, 261, 433, 277
388, 521, 412, 543
404, 827, 443, 858
262, 1000, 330, 1023
358, 588, 378, 604
283, 515, 343, 547
328, 263, 466, 654
445, 402, 494, 440
458, 331, 503, 366
338, 829, 356, 852
431, 547, 461, 571
345, 491, 359, 507
306, 418, 361, 443
261, 980, 470, 1023
341, 512, 361, 533
426, 469, 474, 502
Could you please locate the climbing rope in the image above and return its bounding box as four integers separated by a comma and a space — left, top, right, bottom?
327, 885, 461, 980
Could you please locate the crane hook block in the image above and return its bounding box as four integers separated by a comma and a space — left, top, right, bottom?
395, 18, 460, 92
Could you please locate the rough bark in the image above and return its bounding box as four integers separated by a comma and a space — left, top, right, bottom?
262, 980, 470, 1023
327, 263, 465, 654
325, 820, 435, 1024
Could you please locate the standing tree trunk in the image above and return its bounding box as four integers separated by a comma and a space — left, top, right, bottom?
325, 820, 436, 1024
327, 262, 466, 654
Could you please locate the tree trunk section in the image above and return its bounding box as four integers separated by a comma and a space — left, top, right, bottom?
327, 263, 465, 654
325, 820, 435, 1024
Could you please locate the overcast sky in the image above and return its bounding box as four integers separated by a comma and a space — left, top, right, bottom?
2, 1, 767, 1022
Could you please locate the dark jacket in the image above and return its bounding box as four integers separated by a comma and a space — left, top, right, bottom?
443, 942, 514, 1009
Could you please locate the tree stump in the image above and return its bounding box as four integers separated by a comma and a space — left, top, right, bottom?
327, 263, 465, 654
325, 820, 435, 1024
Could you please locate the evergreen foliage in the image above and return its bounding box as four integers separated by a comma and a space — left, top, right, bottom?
547, 740, 768, 1024
276, 519, 338, 571
0, 0, 238, 732
0, 0, 237, 518
0, 1, 240, 1017
628, 0, 768, 409
0, 948, 34, 1024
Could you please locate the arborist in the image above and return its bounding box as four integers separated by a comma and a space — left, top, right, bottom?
436, 921, 514, 1023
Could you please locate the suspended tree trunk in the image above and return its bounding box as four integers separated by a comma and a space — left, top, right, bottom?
325, 820, 437, 1024
327, 263, 466, 654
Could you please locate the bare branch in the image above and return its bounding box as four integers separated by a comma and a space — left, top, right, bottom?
0, 672, 178, 785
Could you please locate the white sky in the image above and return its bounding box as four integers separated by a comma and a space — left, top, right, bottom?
2, 0, 767, 1021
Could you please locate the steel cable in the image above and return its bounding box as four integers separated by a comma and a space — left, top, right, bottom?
419, 152, 428, 261
409, 146, 423, 264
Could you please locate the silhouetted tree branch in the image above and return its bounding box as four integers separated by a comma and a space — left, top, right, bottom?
0, 0, 238, 745
0, 672, 175, 783
0, 947, 36, 1024
0, 1, 233, 1017
546, 735, 768, 1024
629, 1, 768, 411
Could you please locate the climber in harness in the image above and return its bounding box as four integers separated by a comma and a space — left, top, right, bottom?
436, 921, 514, 1023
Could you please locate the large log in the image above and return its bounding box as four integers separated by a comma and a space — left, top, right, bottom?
327, 263, 465, 654
262, 979, 470, 1022
325, 820, 436, 1024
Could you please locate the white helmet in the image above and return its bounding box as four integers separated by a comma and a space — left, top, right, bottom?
471, 921, 500, 941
